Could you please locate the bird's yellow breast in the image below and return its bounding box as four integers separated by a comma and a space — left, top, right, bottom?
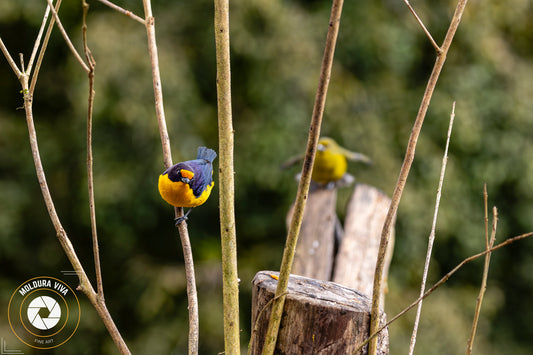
158, 174, 214, 208
312, 149, 347, 184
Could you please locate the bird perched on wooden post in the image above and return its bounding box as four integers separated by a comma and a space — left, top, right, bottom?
282, 137, 371, 188
158, 146, 217, 225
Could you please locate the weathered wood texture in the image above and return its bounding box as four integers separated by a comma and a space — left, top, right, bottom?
289, 183, 394, 302
287, 188, 337, 280
250, 271, 389, 354
333, 184, 395, 302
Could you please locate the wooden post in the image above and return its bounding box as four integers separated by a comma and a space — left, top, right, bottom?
287, 188, 337, 280
250, 271, 389, 354
288, 183, 394, 303
333, 184, 395, 304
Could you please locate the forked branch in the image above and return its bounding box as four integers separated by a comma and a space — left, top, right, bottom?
1, 1, 130, 353
368, 1, 470, 353
356, 230, 533, 354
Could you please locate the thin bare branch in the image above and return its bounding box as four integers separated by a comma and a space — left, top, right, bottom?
27, 3, 52, 76
403, 0, 441, 53
368, 1, 470, 353
97, 0, 146, 25
18, 73, 131, 355
0, 38, 22, 78
483, 184, 489, 248
2, 3, 130, 353
466, 205, 498, 354
261, 0, 345, 353
30, 0, 62, 94
408, 102, 455, 354
18, 53, 25, 73
142, 1, 199, 353
81, 0, 103, 298
355, 230, 533, 354
45, 0, 90, 73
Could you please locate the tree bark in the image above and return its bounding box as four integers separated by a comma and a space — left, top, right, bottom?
250, 271, 389, 354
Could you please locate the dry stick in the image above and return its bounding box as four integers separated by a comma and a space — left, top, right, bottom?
1, 7, 130, 355
368, 1, 470, 353
30, 0, 61, 94
355, 231, 533, 354
260, 0, 345, 353
402, 0, 440, 53
214, 0, 241, 353
141, 1, 199, 353
466, 203, 498, 354
45, 0, 89, 73
408, 102, 455, 354
0, 38, 21, 78
96, 0, 145, 24
81, 0, 104, 297
17, 68, 131, 355
27, 3, 51, 76
1, 4, 131, 353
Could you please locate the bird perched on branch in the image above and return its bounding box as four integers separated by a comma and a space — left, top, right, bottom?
283, 137, 371, 188
158, 146, 217, 225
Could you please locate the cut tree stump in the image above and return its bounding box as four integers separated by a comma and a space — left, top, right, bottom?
287, 188, 337, 281
250, 271, 389, 354
288, 183, 394, 303
333, 183, 395, 303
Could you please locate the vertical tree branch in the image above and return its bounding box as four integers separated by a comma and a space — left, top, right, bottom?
142, 1, 199, 353
81, 0, 103, 298
466, 202, 498, 354
368, 1, 469, 353
214, 0, 240, 353
408, 102, 455, 354
260, 0, 344, 353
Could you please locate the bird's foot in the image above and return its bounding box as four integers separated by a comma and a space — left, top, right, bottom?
174, 216, 188, 226
174, 208, 193, 226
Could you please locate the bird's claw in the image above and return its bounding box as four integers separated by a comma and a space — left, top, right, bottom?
174, 216, 188, 226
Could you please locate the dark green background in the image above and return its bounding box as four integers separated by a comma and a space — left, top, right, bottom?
1, 0, 533, 353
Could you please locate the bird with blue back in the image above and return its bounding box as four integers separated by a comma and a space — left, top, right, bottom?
158, 146, 217, 225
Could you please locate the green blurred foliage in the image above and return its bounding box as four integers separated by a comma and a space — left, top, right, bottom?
1, 0, 533, 353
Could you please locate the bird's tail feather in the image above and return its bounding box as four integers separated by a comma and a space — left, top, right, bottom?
197, 146, 217, 162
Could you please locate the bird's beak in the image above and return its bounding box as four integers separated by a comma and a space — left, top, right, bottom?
181, 177, 191, 184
